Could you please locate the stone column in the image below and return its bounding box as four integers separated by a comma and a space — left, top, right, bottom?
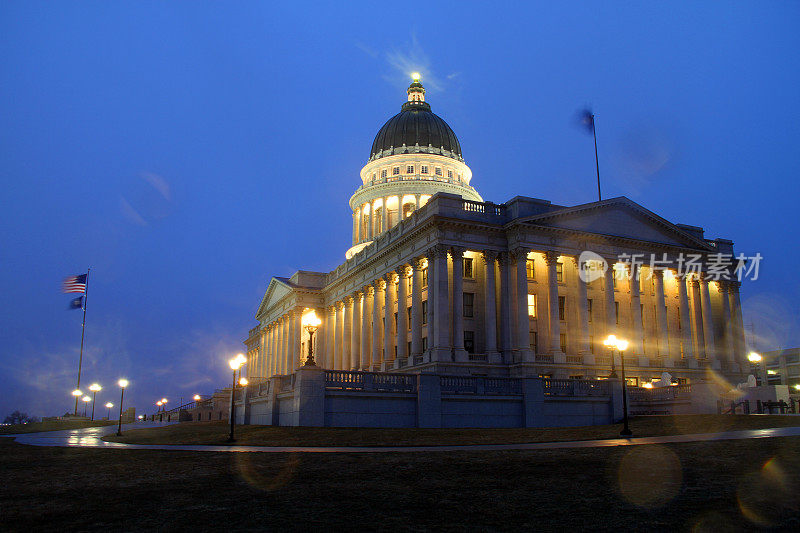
699, 274, 716, 361
292, 309, 302, 371
334, 302, 343, 370
367, 204, 373, 240
482, 250, 500, 362
729, 281, 746, 367
629, 264, 645, 356
676, 273, 694, 361
719, 281, 735, 364
372, 280, 382, 369
603, 258, 617, 341
544, 251, 562, 357
342, 297, 352, 370
361, 286, 372, 369
431, 245, 451, 361
280, 315, 288, 374
287, 311, 296, 373
382, 273, 396, 368
653, 270, 669, 358
414, 194, 421, 211
451, 247, 468, 362
381, 197, 388, 234
513, 247, 534, 362
410, 258, 424, 363
270, 324, 277, 376
350, 293, 361, 370
572, 256, 591, 358
324, 306, 334, 369
395, 266, 410, 366
498, 252, 512, 359
690, 278, 704, 363
352, 210, 358, 245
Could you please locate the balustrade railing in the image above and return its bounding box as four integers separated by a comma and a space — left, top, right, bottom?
325, 370, 417, 393
535, 353, 554, 363
542, 378, 611, 397
440, 376, 478, 394
566, 355, 583, 364
462, 199, 503, 216
628, 384, 692, 402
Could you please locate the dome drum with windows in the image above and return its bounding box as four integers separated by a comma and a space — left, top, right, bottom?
347, 75, 482, 258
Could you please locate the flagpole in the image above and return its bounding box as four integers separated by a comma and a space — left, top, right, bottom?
592, 113, 601, 201
74, 268, 90, 415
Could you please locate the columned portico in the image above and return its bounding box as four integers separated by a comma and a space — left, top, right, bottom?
372, 280, 382, 370
653, 270, 669, 358
342, 297, 352, 370
719, 281, 735, 364
409, 259, 424, 363
351, 292, 362, 370
572, 256, 591, 358
497, 252, 512, 360
430, 245, 451, 361
676, 273, 694, 362
395, 266, 409, 366
699, 274, 716, 361
361, 287, 373, 369
629, 264, 645, 356
382, 273, 395, 369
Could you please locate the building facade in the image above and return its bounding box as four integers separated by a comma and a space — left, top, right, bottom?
244, 79, 748, 389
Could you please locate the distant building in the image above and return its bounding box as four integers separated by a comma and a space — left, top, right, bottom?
758, 348, 800, 393
244, 77, 748, 406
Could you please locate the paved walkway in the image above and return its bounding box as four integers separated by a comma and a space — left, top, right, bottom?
3, 422, 800, 453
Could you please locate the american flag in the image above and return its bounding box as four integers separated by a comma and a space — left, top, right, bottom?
62, 274, 87, 294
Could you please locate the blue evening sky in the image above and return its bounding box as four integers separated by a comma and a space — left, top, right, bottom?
1, 2, 798, 417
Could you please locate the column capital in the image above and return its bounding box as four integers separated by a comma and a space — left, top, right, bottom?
481, 249, 498, 264
364, 285, 374, 296
496, 250, 511, 266
385, 271, 397, 284
395, 264, 410, 278
449, 245, 466, 258
343, 296, 353, 305
327, 305, 337, 314
335, 300, 344, 309
373, 278, 384, 290
652, 268, 664, 280
352, 291, 363, 301
412, 256, 427, 270
543, 250, 560, 266
510, 246, 529, 260
428, 244, 449, 259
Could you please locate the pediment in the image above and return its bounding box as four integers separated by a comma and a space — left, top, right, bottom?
255, 278, 294, 320
519, 197, 713, 250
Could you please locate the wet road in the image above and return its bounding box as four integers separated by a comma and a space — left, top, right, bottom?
3, 422, 800, 453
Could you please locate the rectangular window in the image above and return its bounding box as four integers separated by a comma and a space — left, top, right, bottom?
560, 333, 567, 353
556, 262, 564, 283
392, 167, 400, 175
422, 337, 428, 351
558, 296, 566, 321
589, 335, 594, 354
463, 257, 474, 278
435, 167, 442, 176
615, 301, 620, 325
381, 169, 387, 178
407, 306, 412, 328
463, 292, 474, 318
527, 294, 537, 318
422, 300, 428, 325
530, 331, 538, 353
447, 170, 453, 179
464, 331, 475, 353
422, 268, 428, 287
526, 259, 535, 280
587, 299, 593, 323
406, 165, 414, 174
421, 165, 429, 174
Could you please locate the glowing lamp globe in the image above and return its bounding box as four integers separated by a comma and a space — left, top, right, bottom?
747, 352, 762, 363
105, 402, 113, 409
118, 379, 129, 388
72, 389, 82, 397
89, 383, 102, 392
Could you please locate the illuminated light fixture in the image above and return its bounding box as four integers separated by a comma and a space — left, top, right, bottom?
411, 72, 420, 81
747, 352, 762, 363
105, 402, 114, 409
235, 353, 246, 365
227, 355, 247, 443
116, 379, 128, 436
642, 383, 653, 389
794, 384, 800, 391
239, 377, 248, 386
193, 394, 201, 401
89, 383, 101, 392
603, 334, 632, 437
767, 370, 776, 375
161, 398, 168, 404
302, 310, 322, 366
82, 396, 91, 402
72, 389, 82, 397
118, 379, 129, 388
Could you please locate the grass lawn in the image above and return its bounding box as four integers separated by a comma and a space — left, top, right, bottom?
2, 435, 798, 531
104, 414, 800, 447
0, 420, 116, 435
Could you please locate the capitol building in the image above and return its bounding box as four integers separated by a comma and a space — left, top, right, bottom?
243, 76, 748, 393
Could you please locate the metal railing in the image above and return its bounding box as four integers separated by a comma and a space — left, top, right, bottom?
627, 384, 692, 402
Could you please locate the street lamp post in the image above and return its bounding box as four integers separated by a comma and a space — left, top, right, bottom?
116, 379, 128, 436
303, 310, 322, 366
105, 402, 113, 420
604, 334, 632, 437
88, 383, 102, 421
228, 355, 246, 442
748, 352, 762, 386
82, 396, 91, 417
71, 389, 82, 417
